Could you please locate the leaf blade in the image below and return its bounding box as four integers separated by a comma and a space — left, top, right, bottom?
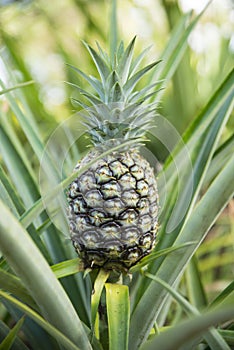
129, 151, 234, 348
0, 200, 91, 350
105, 283, 130, 350
0, 317, 25, 350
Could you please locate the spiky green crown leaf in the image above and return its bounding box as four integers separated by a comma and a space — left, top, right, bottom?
68, 37, 161, 145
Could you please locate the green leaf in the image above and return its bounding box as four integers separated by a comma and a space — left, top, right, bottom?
118, 36, 136, 83
141, 306, 234, 350
0, 269, 37, 310
0, 200, 91, 350
68, 83, 102, 105
91, 269, 110, 330
0, 320, 29, 350
130, 45, 152, 76
83, 41, 110, 85
203, 134, 234, 187
0, 291, 82, 350
0, 124, 38, 207
129, 150, 234, 349
0, 30, 52, 125
0, 317, 25, 350
0, 165, 25, 216
150, 2, 211, 103
150, 11, 192, 83
66, 64, 105, 101
218, 331, 234, 347
109, 0, 118, 65
123, 61, 161, 98
0, 79, 44, 162
51, 258, 83, 279
150, 68, 234, 269
19, 198, 44, 229
0, 81, 34, 96
210, 281, 234, 308
105, 283, 130, 350
0, 131, 50, 259
129, 242, 196, 273
185, 256, 207, 309
145, 273, 230, 350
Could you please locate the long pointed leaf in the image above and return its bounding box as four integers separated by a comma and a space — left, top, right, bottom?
0, 291, 81, 350
0, 320, 29, 350
0, 200, 91, 350
129, 150, 234, 348
91, 269, 110, 330
83, 41, 110, 84
109, 0, 118, 65
131, 69, 234, 310
0, 269, 37, 310
66, 64, 104, 99
141, 306, 234, 350
0, 81, 34, 96
150, 2, 211, 103
145, 273, 230, 350
118, 36, 136, 83
105, 283, 130, 350
123, 61, 161, 97
0, 317, 25, 350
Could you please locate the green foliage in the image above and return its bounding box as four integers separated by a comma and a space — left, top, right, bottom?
0, 1, 233, 350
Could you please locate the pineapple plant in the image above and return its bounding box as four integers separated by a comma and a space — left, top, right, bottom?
1, 2, 234, 349
67, 37, 160, 271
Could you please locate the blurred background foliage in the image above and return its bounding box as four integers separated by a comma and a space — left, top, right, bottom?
0, 0, 233, 309
0, 0, 233, 131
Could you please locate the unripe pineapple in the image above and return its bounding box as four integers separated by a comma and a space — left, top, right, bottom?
67, 37, 160, 271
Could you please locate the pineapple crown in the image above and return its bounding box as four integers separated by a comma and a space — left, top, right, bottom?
68, 36, 161, 146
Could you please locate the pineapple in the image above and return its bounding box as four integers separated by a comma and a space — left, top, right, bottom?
67, 37, 160, 271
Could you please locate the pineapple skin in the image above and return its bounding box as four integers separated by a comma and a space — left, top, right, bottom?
67, 148, 159, 271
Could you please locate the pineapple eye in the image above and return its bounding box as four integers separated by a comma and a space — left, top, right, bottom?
79, 172, 96, 192
124, 247, 141, 265
104, 198, 124, 216
140, 233, 153, 251
119, 209, 138, 223
130, 164, 144, 180
122, 228, 139, 246
137, 198, 150, 214
118, 172, 136, 190
138, 214, 152, 231
95, 166, 113, 184
74, 215, 90, 231
69, 221, 76, 233
101, 180, 121, 199
104, 242, 122, 259
120, 153, 135, 168
136, 180, 149, 196
82, 230, 100, 248
109, 160, 128, 179
148, 185, 159, 203
84, 190, 103, 207
89, 209, 106, 225
69, 182, 80, 198
122, 190, 139, 206
101, 222, 121, 241
149, 201, 159, 216
72, 197, 87, 214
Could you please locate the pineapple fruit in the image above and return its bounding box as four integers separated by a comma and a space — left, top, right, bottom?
67, 37, 159, 271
